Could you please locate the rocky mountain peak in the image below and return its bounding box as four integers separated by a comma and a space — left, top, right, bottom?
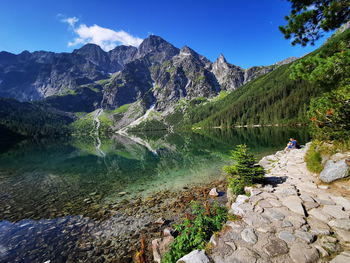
217, 54, 227, 63
274, 56, 298, 66
136, 35, 179, 64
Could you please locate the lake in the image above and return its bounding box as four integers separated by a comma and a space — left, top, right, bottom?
0, 127, 310, 262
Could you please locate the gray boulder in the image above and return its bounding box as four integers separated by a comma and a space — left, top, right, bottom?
320, 159, 349, 183
176, 250, 210, 263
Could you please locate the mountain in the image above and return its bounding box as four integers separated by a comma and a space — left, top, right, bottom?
0, 34, 299, 135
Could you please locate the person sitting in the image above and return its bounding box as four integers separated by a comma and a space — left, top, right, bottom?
284, 138, 297, 151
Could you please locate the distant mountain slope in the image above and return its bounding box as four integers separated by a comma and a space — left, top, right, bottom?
189, 28, 350, 128
0, 98, 74, 137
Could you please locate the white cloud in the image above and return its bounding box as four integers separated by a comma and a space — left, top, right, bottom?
62, 16, 79, 27
61, 17, 143, 50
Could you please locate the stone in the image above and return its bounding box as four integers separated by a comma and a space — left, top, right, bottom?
307, 217, 331, 235
226, 187, 236, 207
267, 198, 282, 207
176, 249, 210, 263
243, 211, 271, 228
225, 241, 236, 251
295, 230, 316, 244
241, 228, 258, 244
328, 219, 350, 230
264, 238, 289, 257
318, 185, 329, 189
303, 201, 319, 210
322, 205, 349, 219
209, 187, 219, 197
262, 208, 285, 221
282, 220, 293, 227
118, 192, 127, 196
236, 195, 249, 204
330, 196, 350, 211
314, 245, 329, 257
289, 243, 319, 263
152, 236, 174, 263
231, 247, 258, 263
309, 208, 333, 223
257, 200, 272, 208
334, 228, 350, 242
320, 159, 349, 183
330, 251, 350, 263
281, 195, 305, 215
278, 231, 296, 243
300, 193, 315, 203
154, 217, 166, 225
163, 227, 174, 237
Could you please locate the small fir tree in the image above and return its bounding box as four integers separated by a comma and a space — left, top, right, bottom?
224, 144, 265, 195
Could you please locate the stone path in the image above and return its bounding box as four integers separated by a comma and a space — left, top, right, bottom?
201, 144, 350, 263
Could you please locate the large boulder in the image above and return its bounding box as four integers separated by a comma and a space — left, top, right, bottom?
176, 250, 210, 263
320, 159, 349, 183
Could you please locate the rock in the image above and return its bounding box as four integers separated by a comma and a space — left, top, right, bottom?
309, 208, 333, 223
307, 217, 331, 235
334, 228, 350, 242
295, 230, 316, 244
289, 243, 319, 263
152, 236, 174, 263
154, 218, 166, 225
320, 159, 349, 183
163, 227, 174, 237
264, 238, 289, 257
236, 195, 249, 204
318, 185, 329, 190
282, 220, 293, 227
226, 187, 236, 207
241, 228, 258, 244
328, 219, 350, 230
322, 205, 349, 219
314, 245, 329, 257
281, 195, 305, 215
330, 196, 350, 211
243, 211, 271, 228
176, 249, 210, 263
118, 192, 127, 196
262, 208, 285, 221
257, 200, 272, 208
278, 231, 296, 243
209, 188, 219, 197
225, 241, 237, 251
330, 251, 350, 263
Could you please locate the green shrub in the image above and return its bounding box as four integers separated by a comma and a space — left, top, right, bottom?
304, 142, 323, 174
308, 85, 350, 141
223, 144, 264, 195
162, 202, 227, 263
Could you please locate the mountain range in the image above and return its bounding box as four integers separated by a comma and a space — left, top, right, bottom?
1, 32, 323, 136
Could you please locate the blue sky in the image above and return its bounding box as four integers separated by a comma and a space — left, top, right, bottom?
0, 0, 331, 68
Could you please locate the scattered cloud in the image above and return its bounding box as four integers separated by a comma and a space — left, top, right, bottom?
62, 16, 79, 27
61, 16, 143, 50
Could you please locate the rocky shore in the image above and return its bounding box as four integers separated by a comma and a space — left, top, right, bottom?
177, 143, 350, 263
